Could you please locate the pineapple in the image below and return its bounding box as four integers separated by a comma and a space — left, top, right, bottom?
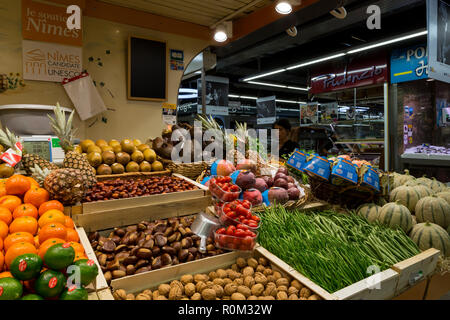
31, 164, 87, 205
0, 127, 58, 174
48, 103, 97, 188
29, 164, 52, 187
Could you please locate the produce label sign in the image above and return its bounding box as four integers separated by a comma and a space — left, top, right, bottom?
22, 40, 82, 82
331, 159, 358, 185
390, 44, 428, 84
22, 0, 82, 46
303, 156, 330, 181
286, 150, 307, 172
361, 167, 380, 192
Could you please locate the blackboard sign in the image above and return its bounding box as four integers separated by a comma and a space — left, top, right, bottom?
128, 36, 167, 101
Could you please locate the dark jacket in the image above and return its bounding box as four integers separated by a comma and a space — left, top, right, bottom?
279, 140, 300, 157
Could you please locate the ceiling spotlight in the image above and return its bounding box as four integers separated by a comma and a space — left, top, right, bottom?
276, 1, 292, 14
213, 21, 233, 43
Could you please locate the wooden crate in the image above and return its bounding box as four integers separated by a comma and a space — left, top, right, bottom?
76, 227, 110, 292
97, 288, 115, 300
423, 272, 450, 300
392, 279, 427, 300
107, 245, 337, 300
391, 248, 440, 296
258, 246, 439, 300
69, 173, 209, 221
88, 292, 99, 300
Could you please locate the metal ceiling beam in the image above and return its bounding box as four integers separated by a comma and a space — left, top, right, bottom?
217, 0, 424, 70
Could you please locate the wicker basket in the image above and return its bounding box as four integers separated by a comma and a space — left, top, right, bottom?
159, 158, 210, 180
306, 172, 381, 209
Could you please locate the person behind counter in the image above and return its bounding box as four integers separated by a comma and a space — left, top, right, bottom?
273, 118, 300, 157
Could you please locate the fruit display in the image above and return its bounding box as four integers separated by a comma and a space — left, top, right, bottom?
208, 176, 241, 202
415, 196, 450, 229
87, 216, 224, 283
112, 257, 322, 300
219, 199, 260, 230
214, 224, 258, 251
410, 222, 450, 257
79, 137, 163, 176
83, 176, 198, 203
258, 206, 420, 293
0, 175, 97, 300
356, 203, 381, 223
377, 201, 413, 233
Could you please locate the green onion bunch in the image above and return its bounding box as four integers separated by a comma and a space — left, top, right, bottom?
258, 207, 420, 293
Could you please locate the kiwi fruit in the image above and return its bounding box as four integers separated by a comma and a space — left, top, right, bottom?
131, 151, 144, 163
97, 164, 112, 175
80, 139, 95, 152
137, 144, 150, 152
0, 163, 15, 178
102, 151, 116, 165
96, 139, 108, 148
101, 145, 114, 153
87, 152, 103, 167
151, 161, 164, 172
111, 163, 125, 174
116, 152, 131, 166
121, 139, 136, 154
87, 145, 102, 154
126, 161, 140, 173
143, 149, 157, 163
139, 161, 152, 172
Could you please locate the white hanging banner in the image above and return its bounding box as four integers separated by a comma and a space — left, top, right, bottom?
62, 73, 107, 121
257, 96, 276, 125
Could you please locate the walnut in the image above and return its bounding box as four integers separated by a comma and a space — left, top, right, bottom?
276, 291, 288, 300
251, 283, 264, 296
168, 286, 183, 300
242, 266, 254, 277
247, 258, 258, 269
244, 276, 255, 288
191, 292, 201, 300
185, 283, 196, 297
236, 257, 247, 268
231, 292, 246, 300
276, 278, 289, 287
237, 285, 251, 298
224, 283, 238, 296
201, 288, 216, 300
180, 274, 193, 285
212, 284, 224, 298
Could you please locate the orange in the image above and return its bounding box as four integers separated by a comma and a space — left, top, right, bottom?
37, 238, 65, 260
0, 237, 3, 251
5, 241, 37, 268
26, 177, 40, 189
0, 207, 12, 225
0, 220, 8, 239
24, 187, 49, 208
74, 253, 88, 262
13, 203, 38, 219
3, 232, 35, 252
66, 229, 80, 242
38, 210, 65, 228
38, 200, 64, 217
34, 236, 40, 248
0, 195, 22, 213
0, 186, 6, 198
9, 216, 38, 235
0, 252, 4, 272
0, 271, 13, 278
38, 223, 67, 244
5, 175, 31, 195
64, 216, 75, 229
67, 241, 84, 254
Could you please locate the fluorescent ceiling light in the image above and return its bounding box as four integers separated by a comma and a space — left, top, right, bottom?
178, 94, 198, 100
347, 30, 428, 54
179, 88, 197, 94
248, 81, 287, 88
287, 86, 310, 91
243, 69, 286, 82
276, 1, 292, 14
228, 94, 240, 98
276, 99, 306, 104
240, 96, 258, 100
287, 53, 346, 70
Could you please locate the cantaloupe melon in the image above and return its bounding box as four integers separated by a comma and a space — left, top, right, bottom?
415, 196, 450, 229
404, 180, 419, 187
390, 186, 422, 213
356, 203, 381, 223
436, 191, 450, 205
416, 176, 433, 187
412, 215, 417, 226
410, 222, 450, 257
414, 185, 434, 198
378, 201, 413, 233
428, 178, 447, 193
392, 170, 415, 189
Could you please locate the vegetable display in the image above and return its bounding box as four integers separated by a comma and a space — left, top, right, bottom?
112, 257, 322, 300
258, 206, 421, 293
219, 199, 260, 229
